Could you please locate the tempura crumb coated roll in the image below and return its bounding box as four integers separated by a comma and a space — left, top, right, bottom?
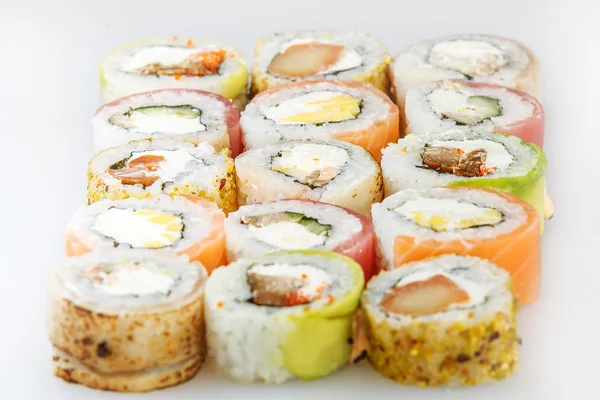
357, 254, 520, 387
405, 80, 545, 147
252, 30, 390, 95
205, 250, 364, 383
47, 250, 208, 392
224, 200, 376, 280
371, 187, 540, 304
93, 89, 242, 156
381, 128, 547, 230
87, 139, 236, 214
100, 37, 248, 108
235, 139, 383, 216
66, 195, 226, 274
241, 80, 399, 161
391, 34, 540, 133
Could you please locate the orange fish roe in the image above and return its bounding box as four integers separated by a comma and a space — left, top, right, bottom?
186, 39, 194, 47
217, 301, 224, 308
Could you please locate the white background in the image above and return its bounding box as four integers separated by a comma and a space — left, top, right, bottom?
1, 0, 598, 398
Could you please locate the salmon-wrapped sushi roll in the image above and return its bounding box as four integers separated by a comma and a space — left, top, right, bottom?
100, 37, 248, 109
251, 30, 390, 95
405, 80, 545, 147
66, 195, 226, 273
391, 34, 540, 132
224, 200, 376, 281
371, 187, 540, 304
93, 89, 242, 156
87, 139, 236, 214
356, 254, 520, 386
47, 250, 208, 392
235, 139, 382, 216
241, 80, 399, 161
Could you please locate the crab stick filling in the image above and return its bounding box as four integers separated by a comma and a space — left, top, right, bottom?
380, 269, 487, 317
92, 208, 184, 248
394, 198, 503, 232
122, 45, 226, 77
247, 263, 332, 307
421, 139, 513, 177
109, 105, 206, 134
271, 143, 349, 187
81, 262, 176, 297
241, 212, 331, 249
268, 40, 362, 78
428, 40, 508, 77
264, 91, 362, 125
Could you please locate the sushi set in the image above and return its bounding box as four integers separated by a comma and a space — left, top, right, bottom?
47, 30, 551, 392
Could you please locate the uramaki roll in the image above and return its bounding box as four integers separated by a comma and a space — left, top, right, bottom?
87, 139, 236, 214
251, 30, 390, 95
47, 250, 208, 392
357, 254, 520, 386
371, 187, 540, 304
100, 37, 248, 109
66, 195, 226, 274
93, 89, 242, 157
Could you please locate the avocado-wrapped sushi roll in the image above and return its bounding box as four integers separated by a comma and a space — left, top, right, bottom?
66, 195, 226, 274
357, 254, 520, 386
251, 30, 390, 95
371, 187, 540, 304
205, 250, 364, 383
391, 34, 540, 133
405, 80, 545, 147
381, 128, 547, 229
241, 80, 399, 161
224, 200, 376, 280
100, 37, 248, 109
87, 139, 236, 213
47, 250, 208, 392
235, 139, 382, 216
93, 89, 242, 156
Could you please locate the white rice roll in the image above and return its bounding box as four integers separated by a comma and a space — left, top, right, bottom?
235, 139, 383, 216
47, 250, 208, 392
204, 250, 364, 383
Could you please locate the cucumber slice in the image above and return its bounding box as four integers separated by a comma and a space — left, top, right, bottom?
241, 212, 331, 236
443, 95, 502, 125
297, 217, 332, 236
127, 105, 202, 119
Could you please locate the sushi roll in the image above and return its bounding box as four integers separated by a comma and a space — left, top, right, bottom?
357, 254, 520, 386
251, 30, 390, 95
391, 34, 540, 132
241, 80, 399, 162
224, 200, 376, 280
405, 80, 544, 147
205, 250, 364, 383
93, 89, 243, 157
381, 128, 547, 229
235, 139, 383, 216
100, 37, 248, 109
87, 139, 236, 214
47, 250, 208, 392
66, 195, 226, 274
371, 187, 540, 304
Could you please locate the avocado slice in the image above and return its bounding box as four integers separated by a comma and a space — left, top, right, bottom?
443, 95, 502, 125
128, 104, 202, 119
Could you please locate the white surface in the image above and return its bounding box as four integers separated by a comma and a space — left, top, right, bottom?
1, 0, 598, 398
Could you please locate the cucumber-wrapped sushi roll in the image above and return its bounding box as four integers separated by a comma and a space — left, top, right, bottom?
357, 254, 520, 386
66, 195, 226, 274
371, 187, 540, 304
87, 139, 236, 213
251, 30, 390, 95
47, 250, 208, 392
381, 128, 547, 229
93, 89, 242, 156
100, 37, 249, 108
405, 80, 545, 147
224, 200, 376, 280
391, 34, 540, 130
235, 139, 382, 216
205, 250, 364, 383
241, 80, 399, 161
